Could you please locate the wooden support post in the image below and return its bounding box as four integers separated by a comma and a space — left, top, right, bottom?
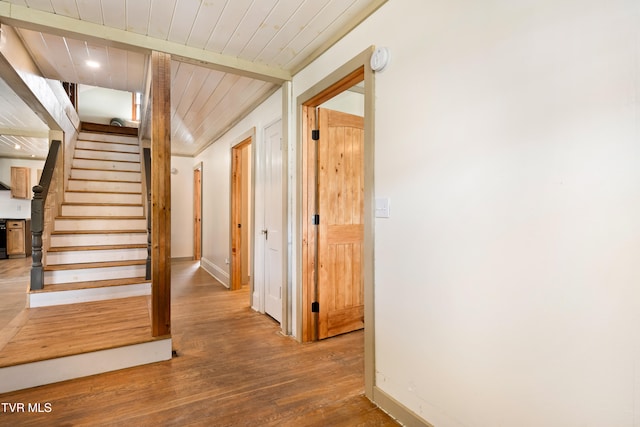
151, 51, 171, 337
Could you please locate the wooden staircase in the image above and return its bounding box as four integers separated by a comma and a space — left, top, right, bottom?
0, 129, 171, 393
29, 131, 150, 307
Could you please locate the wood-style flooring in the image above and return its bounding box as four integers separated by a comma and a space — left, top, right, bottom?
0, 258, 398, 426
0, 257, 29, 330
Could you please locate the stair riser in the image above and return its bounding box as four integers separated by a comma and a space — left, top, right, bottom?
78, 132, 139, 145
28, 283, 151, 308
55, 218, 146, 231
61, 205, 144, 217
76, 140, 140, 153
44, 264, 147, 285
0, 339, 171, 393
75, 149, 140, 163
71, 169, 141, 182
50, 233, 147, 247
65, 192, 143, 204
72, 159, 140, 172
47, 248, 147, 265
67, 180, 142, 193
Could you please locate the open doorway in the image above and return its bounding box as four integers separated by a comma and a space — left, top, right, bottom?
231, 137, 252, 291
297, 47, 376, 397
301, 67, 366, 341
193, 163, 202, 261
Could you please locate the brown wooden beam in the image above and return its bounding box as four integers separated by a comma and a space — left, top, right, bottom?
151, 51, 171, 337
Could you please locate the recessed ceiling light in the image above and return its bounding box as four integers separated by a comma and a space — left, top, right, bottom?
86, 60, 100, 68
14, 143, 20, 150
31, 154, 35, 158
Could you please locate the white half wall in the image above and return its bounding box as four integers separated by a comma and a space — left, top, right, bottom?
293, 0, 640, 426
195, 90, 282, 288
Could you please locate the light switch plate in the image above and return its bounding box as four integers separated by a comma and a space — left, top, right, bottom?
375, 198, 390, 218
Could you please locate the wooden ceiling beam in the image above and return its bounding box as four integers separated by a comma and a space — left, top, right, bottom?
0, 1, 291, 84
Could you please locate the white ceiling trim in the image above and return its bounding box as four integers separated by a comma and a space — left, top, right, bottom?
0, 1, 291, 84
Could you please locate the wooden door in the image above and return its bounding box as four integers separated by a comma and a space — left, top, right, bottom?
316, 108, 364, 339
264, 120, 284, 322
231, 138, 251, 290
193, 167, 202, 261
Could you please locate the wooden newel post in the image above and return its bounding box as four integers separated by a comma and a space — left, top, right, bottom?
31, 184, 44, 290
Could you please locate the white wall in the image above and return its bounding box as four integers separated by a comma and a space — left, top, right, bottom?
78, 85, 133, 125
320, 89, 364, 116
195, 90, 281, 287
170, 156, 196, 259
0, 158, 45, 219
293, 0, 640, 425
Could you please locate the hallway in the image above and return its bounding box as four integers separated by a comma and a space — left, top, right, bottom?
0, 259, 397, 426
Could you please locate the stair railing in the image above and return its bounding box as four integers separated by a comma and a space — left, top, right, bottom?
31, 140, 62, 291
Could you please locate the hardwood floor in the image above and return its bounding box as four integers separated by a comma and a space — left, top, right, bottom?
0, 259, 398, 426
0, 257, 29, 331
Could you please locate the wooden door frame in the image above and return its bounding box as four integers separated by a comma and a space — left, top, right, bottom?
296, 47, 376, 398
230, 129, 256, 293
193, 162, 202, 261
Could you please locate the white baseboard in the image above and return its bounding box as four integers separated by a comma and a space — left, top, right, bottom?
28, 283, 151, 308
0, 338, 172, 393
200, 257, 230, 288
373, 386, 433, 427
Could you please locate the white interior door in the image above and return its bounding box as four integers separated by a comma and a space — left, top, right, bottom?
263, 120, 283, 322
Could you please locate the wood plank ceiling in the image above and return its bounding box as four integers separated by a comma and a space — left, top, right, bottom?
0, 0, 385, 158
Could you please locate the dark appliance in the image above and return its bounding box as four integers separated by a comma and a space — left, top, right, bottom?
0, 219, 6, 259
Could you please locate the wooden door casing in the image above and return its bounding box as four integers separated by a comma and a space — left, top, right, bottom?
317, 108, 365, 339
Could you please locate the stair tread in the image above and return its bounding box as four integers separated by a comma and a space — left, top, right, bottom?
56, 215, 145, 219
61, 202, 143, 207
68, 178, 141, 183
0, 296, 158, 368
51, 229, 147, 235
74, 147, 140, 154
31, 277, 150, 293
74, 157, 141, 164
77, 138, 139, 144
72, 167, 141, 172
48, 244, 147, 252
64, 190, 142, 194
45, 259, 147, 271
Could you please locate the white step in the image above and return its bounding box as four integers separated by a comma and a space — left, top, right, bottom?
29, 282, 151, 307
44, 263, 146, 285
0, 338, 171, 393
47, 247, 147, 265
76, 140, 140, 153
61, 204, 144, 217
50, 232, 147, 247
55, 218, 146, 231
67, 180, 142, 193
78, 132, 139, 145
71, 169, 141, 182
72, 158, 140, 172
75, 149, 140, 163
64, 191, 143, 204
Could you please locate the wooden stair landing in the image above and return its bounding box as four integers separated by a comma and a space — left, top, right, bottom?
0, 296, 157, 368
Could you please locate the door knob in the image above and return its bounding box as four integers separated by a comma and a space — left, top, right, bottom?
261, 229, 268, 239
